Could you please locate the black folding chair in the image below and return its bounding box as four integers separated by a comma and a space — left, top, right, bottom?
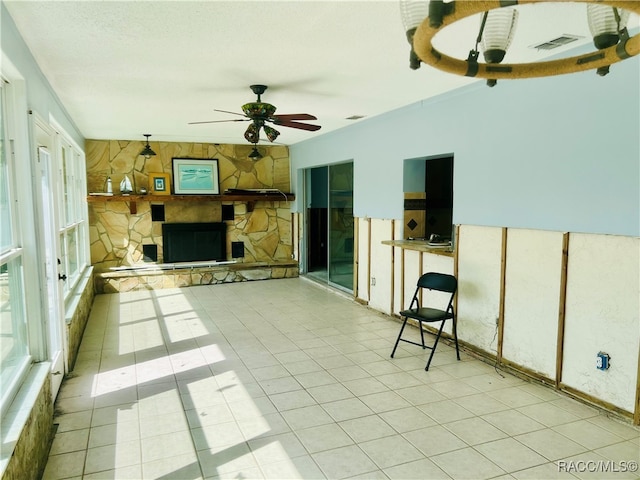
390, 272, 460, 371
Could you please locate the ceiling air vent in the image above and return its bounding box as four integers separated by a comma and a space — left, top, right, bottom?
531, 34, 582, 51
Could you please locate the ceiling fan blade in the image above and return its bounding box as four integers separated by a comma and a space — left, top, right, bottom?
188, 118, 250, 125
272, 119, 321, 131
213, 109, 248, 117
272, 113, 317, 121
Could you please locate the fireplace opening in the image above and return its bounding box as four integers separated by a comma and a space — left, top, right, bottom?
162, 222, 226, 263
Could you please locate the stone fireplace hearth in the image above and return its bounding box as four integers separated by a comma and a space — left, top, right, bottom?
94, 259, 298, 294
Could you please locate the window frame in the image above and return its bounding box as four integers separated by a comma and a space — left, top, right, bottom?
0, 72, 43, 417
52, 124, 89, 300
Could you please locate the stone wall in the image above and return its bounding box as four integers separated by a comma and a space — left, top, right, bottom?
86, 140, 294, 272
1, 366, 54, 480
66, 273, 95, 371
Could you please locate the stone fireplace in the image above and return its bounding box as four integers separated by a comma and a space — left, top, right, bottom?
86, 139, 299, 292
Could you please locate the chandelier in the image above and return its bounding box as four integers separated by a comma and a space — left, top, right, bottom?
400, 0, 640, 86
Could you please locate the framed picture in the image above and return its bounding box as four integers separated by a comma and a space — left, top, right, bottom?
148, 172, 171, 195
172, 158, 220, 195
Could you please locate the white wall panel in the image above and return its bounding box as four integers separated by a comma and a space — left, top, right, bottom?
457, 225, 503, 354
399, 249, 422, 315
421, 253, 454, 278
502, 229, 564, 379
392, 220, 405, 316
421, 253, 455, 335
356, 217, 370, 303
562, 234, 640, 412
368, 219, 393, 313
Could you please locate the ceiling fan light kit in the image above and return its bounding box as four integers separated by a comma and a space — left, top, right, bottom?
400, 0, 640, 84
189, 84, 320, 148
244, 122, 260, 144
263, 125, 280, 143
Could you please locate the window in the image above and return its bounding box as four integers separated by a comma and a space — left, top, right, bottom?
0, 80, 31, 415
56, 134, 88, 295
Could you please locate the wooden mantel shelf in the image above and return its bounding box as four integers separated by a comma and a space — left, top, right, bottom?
87, 193, 295, 214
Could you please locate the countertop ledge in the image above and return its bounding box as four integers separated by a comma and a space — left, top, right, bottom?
382, 239, 454, 256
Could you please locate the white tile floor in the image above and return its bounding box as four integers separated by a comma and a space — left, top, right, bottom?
43, 278, 640, 480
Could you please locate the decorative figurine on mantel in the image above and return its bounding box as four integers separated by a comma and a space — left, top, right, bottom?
120, 175, 133, 195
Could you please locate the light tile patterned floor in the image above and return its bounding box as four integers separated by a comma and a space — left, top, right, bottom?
43, 278, 640, 479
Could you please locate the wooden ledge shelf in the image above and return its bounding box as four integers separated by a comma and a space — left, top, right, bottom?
382, 239, 454, 257
87, 193, 295, 214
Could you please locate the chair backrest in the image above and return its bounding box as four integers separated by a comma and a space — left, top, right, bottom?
417, 272, 457, 294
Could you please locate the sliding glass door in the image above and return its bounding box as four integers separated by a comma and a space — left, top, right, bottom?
305, 162, 354, 292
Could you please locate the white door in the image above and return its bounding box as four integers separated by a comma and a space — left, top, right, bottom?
35, 145, 67, 397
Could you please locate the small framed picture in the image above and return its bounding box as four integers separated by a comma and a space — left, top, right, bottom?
148, 172, 171, 195
172, 158, 220, 195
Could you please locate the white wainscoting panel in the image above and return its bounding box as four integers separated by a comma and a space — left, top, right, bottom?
421, 253, 455, 335
502, 228, 564, 379
562, 233, 639, 412
356, 217, 370, 303
368, 219, 393, 314
456, 225, 503, 354
399, 249, 422, 315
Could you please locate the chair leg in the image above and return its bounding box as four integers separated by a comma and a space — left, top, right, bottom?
452, 316, 460, 361
390, 317, 409, 358
419, 320, 426, 349
424, 320, 447, 371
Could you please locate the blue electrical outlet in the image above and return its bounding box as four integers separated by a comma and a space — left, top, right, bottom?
596, 352, 610, 370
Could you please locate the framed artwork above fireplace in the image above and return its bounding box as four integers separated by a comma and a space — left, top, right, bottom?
172, 158, 220, 195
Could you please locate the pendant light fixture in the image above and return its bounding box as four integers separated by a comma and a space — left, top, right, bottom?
402, 0, 640, 83
248, 145, 263, 160
587, 4, 631, 76
475, 7, 519, 87
481, 8, 518, 64
400, 0, 430, 69
140, 134, 156, 158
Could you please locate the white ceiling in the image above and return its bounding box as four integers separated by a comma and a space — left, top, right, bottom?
4, 1, 637, 146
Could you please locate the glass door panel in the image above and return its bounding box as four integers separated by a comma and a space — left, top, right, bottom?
37, 146, 66, 397
328, 162, 354, 290
306, 166, 328, 282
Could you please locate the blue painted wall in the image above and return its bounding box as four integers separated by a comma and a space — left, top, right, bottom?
291, 55, 639, 237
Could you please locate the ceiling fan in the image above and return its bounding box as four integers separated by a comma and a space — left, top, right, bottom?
189, 84, 321, 145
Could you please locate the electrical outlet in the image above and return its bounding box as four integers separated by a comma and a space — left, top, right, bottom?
371, 277, 376, 286
596, 352, 610, 370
